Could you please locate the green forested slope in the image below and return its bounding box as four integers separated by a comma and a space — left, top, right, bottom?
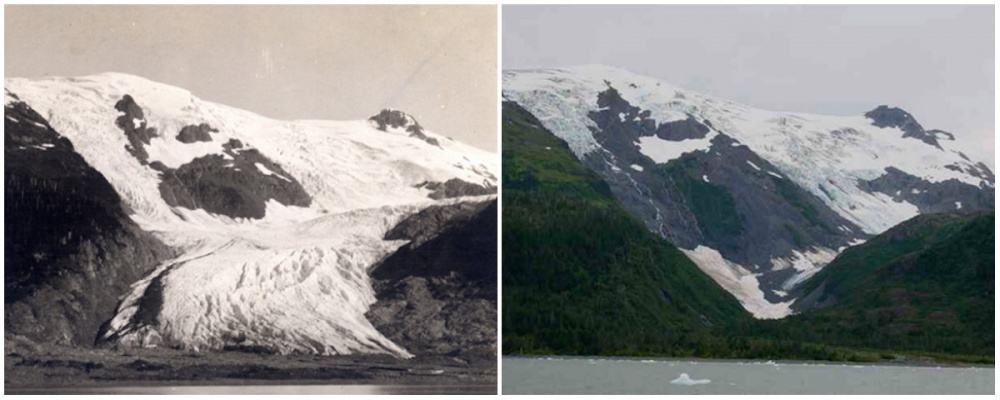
501, 100, 993, 363
502, 101, 749, 356
753, 212, 995, 357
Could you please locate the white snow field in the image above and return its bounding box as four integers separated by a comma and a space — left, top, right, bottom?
504, 65, 992, 318
6, 73, 497, 357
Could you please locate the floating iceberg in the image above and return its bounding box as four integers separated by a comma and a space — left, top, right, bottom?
670, 373, 711, 386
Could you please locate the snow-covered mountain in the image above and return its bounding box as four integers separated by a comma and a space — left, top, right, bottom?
503, 65, 994, 318
5, 73, 497, 357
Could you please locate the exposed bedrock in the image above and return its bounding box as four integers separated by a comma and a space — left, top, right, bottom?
5, 95, 174, 349
369, 109, 441, 147
367, 200, 497, 356
415, 178, 497, 200
112, 94, 312, 219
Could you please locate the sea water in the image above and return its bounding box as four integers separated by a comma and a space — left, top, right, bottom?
502, 356, 994, 395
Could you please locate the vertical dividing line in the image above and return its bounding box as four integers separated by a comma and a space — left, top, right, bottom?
495, 2, 504, 396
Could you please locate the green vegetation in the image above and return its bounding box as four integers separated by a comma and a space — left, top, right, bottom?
657, 157, 743, 251
501, 102, 614, 203
502, 101, 748, 355
756, 212, 995, 357
501, 100, 994, 364
773, 177, 830, 232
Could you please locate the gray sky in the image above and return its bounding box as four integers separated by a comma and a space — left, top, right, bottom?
504, 5, 994, 168
6, 5, 497, 152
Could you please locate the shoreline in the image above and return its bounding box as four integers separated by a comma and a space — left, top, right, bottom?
501, 354, 995, 369
4, 346, 497, 393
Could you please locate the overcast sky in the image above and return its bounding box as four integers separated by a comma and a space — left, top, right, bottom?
6, 5, 497, 152
504, 5, 994, 168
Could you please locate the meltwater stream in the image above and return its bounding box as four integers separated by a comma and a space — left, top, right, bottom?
502, 356, 994, 395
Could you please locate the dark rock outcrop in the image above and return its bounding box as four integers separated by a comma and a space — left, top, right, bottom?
367, 201, 497, 356
369, 109, 440, 147
156, 147, 312, 219
5, 96, 174, 348
114, 95, 159, 163
383, 201, 491, 247
858, 166, 995, 213
655, 115, 711, 141
415, 178, 496, 200
927, 129, 955, 141
111, 94, 312, 220
865, 105, 942, 149
175, 123, 217, 143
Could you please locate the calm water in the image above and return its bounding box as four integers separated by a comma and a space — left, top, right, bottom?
503, 356, 994, 395
7, 384, 496, 395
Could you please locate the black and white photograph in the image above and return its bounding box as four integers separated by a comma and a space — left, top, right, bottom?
5, 5, 498, 394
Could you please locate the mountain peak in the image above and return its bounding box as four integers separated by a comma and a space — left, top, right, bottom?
864, 105, 941, 149
368, 109, 440, 147
369, 109, 421, 132
865, 105, 919, 129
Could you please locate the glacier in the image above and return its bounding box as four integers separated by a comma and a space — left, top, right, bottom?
6, 73, 497, 357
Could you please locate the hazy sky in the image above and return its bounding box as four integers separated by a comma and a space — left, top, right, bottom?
504, 5, 994, 167
6, 5, 498, 152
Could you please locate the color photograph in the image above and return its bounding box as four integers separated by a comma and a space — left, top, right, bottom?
501, 4, 994, 395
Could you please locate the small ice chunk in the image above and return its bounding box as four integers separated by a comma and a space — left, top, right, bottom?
746, 160, 762, 171
702, 175, 710, 182
955, 201, 962, 209
670, 373, 711, 386
631, 164, 644, 172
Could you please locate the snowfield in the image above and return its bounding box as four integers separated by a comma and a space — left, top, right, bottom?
6, 73, 497, 357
